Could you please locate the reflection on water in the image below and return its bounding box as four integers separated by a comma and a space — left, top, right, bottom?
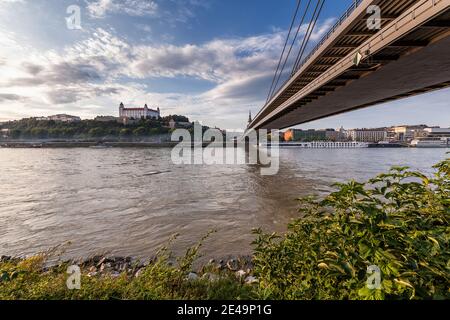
0, 147, 447, 260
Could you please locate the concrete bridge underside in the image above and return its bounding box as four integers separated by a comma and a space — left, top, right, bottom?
250, 0, 450, 130
266, 33, 450, 129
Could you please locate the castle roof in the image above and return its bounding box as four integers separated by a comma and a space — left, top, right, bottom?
122, 107, 159, 112
120, 103, 160, 113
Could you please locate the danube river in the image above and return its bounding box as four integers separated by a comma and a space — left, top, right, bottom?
0, 147, 447, 261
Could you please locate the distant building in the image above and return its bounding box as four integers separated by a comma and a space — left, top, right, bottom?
424, 127, 450, 136
410, 127, 450, 148
119, 102, 160, 120
325, 129, 339, 141
283, 129, 295, 141
46, 114, 81, 123
392, 125, 428, 141
1, 128, 9, 138
337, 126, 349, 141
347, 128, 387, 143
281, 125, 448, 145
95, 116, 119, 122
284, 129, 335, 142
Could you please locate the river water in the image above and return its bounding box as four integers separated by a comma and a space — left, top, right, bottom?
0, 147, 447, 261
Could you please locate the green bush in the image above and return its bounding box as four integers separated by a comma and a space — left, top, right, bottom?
30, 128, 48, 139
119, 128, 132, 137
88, 127, 106, 137
133, 127, 147, 137
252, 158, 449, 300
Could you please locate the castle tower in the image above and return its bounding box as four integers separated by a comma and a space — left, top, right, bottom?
144, 104, 149, 118
119, 102, 124, 117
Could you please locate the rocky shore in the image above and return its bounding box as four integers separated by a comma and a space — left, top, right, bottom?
0, 254, 259, 285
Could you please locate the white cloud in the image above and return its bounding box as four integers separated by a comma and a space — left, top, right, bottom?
0, 18, 340, 128
86, 0, 158, 18
0, 0, 25, 3
127, 32, 283, 82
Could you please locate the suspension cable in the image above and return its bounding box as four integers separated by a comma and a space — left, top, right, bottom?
268, 0, 314, 102
266, 0, 302, 103
292, 0, 326, 75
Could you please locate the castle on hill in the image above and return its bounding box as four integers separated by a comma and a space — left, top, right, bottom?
119, 102, 161, 120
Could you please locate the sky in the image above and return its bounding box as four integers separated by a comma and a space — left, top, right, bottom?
0, 0, 448, 130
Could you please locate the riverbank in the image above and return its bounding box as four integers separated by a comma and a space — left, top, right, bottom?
0, 141, 232, 148
0, 141, 179, 148
0, 251, 258, 300
0, 253, 255, 279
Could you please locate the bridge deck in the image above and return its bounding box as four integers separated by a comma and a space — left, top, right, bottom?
250, 0, 450, 130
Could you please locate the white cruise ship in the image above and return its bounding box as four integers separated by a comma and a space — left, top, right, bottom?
410, 138, 449, 148
266, 141, 369, 148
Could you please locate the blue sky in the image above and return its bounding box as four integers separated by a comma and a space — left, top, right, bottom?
0, 0, 448, 129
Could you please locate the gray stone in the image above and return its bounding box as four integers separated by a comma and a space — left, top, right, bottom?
0, 256, 11, 262
227, 259, 239, 271
135, 268, 143, 278
245, 276, 259, 284
236, 270, 246, 278
96, 257, 107, 268
202, 273, 220, 282
187, 272, 199, 281
216, 263, 225, 270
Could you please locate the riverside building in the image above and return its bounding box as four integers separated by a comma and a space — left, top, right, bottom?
37, 114, 81, 123
347, 128, 387, 143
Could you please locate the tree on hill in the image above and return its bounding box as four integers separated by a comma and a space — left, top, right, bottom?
88, 127, 106, 137
119, 128, 132, 137
30, 128, 48, 139
133, 127, 147, 136
162, 115, 190, 123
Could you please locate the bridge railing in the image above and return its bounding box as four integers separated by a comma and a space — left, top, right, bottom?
267, 0, 363, 103
292, 0, 363, 75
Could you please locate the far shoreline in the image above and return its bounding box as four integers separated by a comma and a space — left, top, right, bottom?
0, 141, 178, 149
0, 141, 234, 149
